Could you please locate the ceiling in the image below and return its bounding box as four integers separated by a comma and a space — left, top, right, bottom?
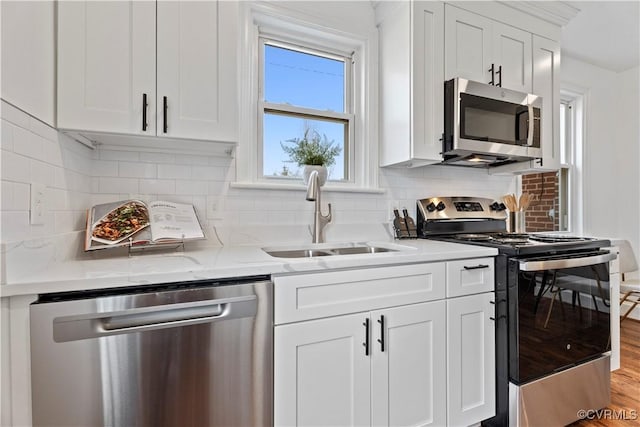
561, 1, 640, 72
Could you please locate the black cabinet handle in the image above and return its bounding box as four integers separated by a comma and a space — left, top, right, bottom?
363, 318, 370, 356
463, 264, 490, 270
377, 315, 385, 352
142, 93, 148, 131
163, 96, 168, 133
488, 63, 495, 85
496, 65, 502, 87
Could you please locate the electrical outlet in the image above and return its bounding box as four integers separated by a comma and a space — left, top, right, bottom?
207, 199, 224, 220
30, 183, 46, 225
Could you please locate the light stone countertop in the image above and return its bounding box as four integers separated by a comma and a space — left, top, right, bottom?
0, 238, 498, 297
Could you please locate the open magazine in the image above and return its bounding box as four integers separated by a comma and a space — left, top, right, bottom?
85, 200, 205, 251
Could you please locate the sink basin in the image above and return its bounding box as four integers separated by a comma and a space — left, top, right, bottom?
264, 249, 333, 258
262, 243, 407, 258
329, 246, 395, 255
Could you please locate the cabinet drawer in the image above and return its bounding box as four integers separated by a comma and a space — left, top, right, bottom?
446, 258, 495, 297
274, 263, 446, 324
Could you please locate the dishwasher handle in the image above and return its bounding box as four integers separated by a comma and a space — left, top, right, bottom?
101, 303, 228, 331
53, 295, 257, 343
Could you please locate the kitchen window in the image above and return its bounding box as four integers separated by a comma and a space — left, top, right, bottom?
234, 4, 379, 192
522, 95, 583, 233
558, 92, 584, 233
259, 39, 354, 181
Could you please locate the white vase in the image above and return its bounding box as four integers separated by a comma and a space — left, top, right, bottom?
303, 165, 328, 186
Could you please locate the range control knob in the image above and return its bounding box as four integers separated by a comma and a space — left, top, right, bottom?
436, 201, 446, 211
490, 202, 507, 211
426, 202, 437, 212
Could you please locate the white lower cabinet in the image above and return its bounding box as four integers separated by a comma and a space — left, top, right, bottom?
274, 301, 446, 427
274, 259, 496, 427
446, 292, 496, 427
371, 301, 447, 427
274, 313, 371, 427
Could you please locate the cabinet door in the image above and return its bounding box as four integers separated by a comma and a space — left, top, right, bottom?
447, 292, 496, 427
492, 23, 532, 93
444, 5, 493, 84
412, 1, 445, 162
274, 313, 371, 427
531, 35, 561, 171
371, 301, 446, 427
156, 1, 238, 142
1, 1, 55, 126
57, 1, 156, 134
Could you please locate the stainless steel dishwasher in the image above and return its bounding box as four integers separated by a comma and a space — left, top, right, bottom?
30, 276, 273, 427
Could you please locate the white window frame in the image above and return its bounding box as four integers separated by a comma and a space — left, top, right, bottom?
559, 87, 586, 234
258, 37, 355, 182
233, 2, 380, 193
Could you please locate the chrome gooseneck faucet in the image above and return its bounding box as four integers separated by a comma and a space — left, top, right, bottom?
306, 170, 332, 243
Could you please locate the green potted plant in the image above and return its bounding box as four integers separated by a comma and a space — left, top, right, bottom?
280, 128, 342, 186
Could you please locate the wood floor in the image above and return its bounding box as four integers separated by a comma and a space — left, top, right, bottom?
569, 319, 640, 426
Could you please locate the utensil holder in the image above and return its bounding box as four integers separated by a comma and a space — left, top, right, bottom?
514, 211, 526, 233
507, 212, 526, 233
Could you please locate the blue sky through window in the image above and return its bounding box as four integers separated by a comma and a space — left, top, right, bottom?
263, 44, 347, 180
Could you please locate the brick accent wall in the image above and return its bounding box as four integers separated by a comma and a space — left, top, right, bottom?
521, 172, 559, 232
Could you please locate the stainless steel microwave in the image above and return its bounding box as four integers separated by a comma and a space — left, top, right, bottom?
442, 78, 542, 167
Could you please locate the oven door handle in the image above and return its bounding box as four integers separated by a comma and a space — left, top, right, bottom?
518, 252, 616, 272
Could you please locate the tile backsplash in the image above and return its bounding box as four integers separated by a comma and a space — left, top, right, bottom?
1, 102, 516, 244
1, 102, 92, 242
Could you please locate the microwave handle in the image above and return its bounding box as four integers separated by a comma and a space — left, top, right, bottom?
526, 104, 534, 146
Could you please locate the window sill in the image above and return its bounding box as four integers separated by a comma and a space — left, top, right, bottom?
230, 181, 385, 194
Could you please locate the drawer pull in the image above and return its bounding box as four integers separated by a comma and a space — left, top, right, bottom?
363, 318, 370, 356
377, 315, 385, 352
463, 264, 490, 270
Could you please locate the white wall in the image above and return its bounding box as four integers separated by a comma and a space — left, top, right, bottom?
0, 102, 92, 243
561, 57, 640, 271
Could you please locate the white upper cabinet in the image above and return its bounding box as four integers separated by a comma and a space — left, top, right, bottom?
58, 1, 237, 147
445, 4, 531, 93
531, 35, 561, 171
156, 1, 237, 142
57, 2, 156, 135
491, 35, 561, 174
1, 1, 55, 126
378, 1, 444, 167
444, 6, 492, 86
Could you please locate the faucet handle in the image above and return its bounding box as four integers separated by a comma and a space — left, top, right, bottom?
325, 203, 332, 222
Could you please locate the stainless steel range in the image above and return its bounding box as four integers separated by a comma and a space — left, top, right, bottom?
417, 196, 615, 427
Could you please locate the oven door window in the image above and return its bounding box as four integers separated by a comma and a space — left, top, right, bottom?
509, 258, 610, 385
460, 93, 536, 146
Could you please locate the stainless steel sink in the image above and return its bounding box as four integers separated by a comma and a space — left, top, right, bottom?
263, 249, 333, 258
262, 243, 406, 258
329, 246, 394, 255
